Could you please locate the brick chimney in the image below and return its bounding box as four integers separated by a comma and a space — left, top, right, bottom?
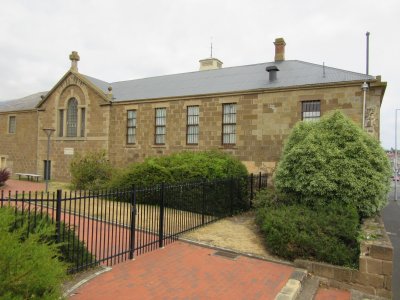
274, 38, 286, 62
199, 58, 223, 71
69, 51, 80, 72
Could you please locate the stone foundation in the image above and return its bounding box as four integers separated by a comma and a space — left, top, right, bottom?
295, 216, 393, 299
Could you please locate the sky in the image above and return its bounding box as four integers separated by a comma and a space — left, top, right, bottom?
0, 0, 399, 149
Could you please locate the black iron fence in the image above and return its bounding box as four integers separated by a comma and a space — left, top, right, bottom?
0, 173, 267, 273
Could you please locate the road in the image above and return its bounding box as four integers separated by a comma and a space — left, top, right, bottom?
381, 183, 400, 300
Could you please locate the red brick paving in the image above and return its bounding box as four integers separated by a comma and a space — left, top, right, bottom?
70, 241, 294, 300
315, 287, 351, 300
0, 179, 45, 195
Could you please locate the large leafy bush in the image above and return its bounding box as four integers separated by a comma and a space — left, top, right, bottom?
70, 150, 113, 190
0, 207, 67, 299
274, 111, 391, 217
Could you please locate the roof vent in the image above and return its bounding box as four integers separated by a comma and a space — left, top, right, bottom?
266, 66, 279, 81
199, 58, 223, 71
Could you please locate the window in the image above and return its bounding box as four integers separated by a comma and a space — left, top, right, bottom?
222, 103, 236, 145
80, 108, 86, 137
302, 100, 321, 121
8, 116, 16, 134
67, 98, 78, 137
155, 108, 166, 144
187, 106, 199, 144
58, 109, 64, 137
127, 110, 137, 144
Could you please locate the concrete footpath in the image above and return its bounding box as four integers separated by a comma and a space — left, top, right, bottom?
381, 184, 400, 300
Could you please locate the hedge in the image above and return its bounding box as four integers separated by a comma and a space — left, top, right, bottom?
255, 194, 360, 267
108, 151, 250, 213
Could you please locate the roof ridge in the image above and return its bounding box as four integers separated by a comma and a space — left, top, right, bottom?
83, 59, 373, 87
108, 61, 274, 85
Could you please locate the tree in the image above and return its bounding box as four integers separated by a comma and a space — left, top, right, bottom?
274, 111, 391, 217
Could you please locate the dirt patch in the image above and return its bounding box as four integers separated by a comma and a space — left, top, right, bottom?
182, 210, 287, 263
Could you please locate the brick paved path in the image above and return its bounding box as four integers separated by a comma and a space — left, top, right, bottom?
0, 179, 45, 195
70, 241, 294, 300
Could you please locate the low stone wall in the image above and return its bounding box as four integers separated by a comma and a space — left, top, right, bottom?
295, 216, 393, 299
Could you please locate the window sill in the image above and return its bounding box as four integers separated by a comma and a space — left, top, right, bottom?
152, 145, 166, 148
125, 144, 138, 148
54, 137, 87, 141
218, 145, 238, 150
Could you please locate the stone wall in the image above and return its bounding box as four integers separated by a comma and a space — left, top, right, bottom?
295, 216, 393, 299
0, 110, 38, 174
108, 82, 383, 176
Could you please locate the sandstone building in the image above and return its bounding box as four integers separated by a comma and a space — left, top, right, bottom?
0, 38, 386, 181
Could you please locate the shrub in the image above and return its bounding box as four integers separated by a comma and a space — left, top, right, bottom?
0, 207, 67, 299
252, 187, 283, 209
70, 150, 113, 190
109, 151, 249, 213
255, 198, 360, 267
0, 168, 10, 186
274, 111, 391, 217
11, 214, 95, 273
109, 150, 248, 188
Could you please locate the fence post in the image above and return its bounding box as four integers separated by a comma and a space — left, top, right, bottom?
56, 189, 62, 243
159, 183, 165, 248
202, 181, 205, 225
258, 172, 262, 191
129, 186, 136, 260
229, 178, 234, 216
250, 173, 254, 202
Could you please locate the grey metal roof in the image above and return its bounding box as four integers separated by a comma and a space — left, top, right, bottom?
0, 91, 47, 113
0, 60, 374, 112
84, 60, 374, 102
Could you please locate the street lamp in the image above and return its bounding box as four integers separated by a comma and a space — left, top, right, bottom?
43, 128, 55, 193
395, 110, 400, 201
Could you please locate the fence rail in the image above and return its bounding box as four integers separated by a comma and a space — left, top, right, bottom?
0, 173, 267, 273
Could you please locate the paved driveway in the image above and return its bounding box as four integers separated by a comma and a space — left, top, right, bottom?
69, 241, 294, 300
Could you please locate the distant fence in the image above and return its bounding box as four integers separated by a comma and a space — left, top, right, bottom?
0, 173, 267, 273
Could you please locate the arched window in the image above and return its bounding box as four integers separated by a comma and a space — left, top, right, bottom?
67, 98, 78, 137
